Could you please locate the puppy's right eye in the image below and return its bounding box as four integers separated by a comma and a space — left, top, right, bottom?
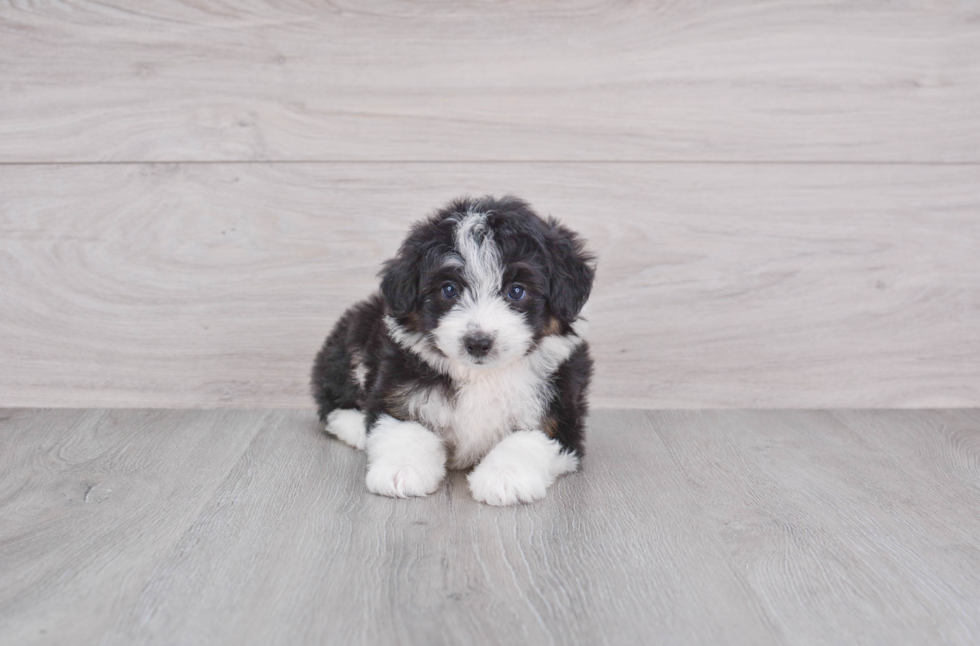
441, 283, 458, 299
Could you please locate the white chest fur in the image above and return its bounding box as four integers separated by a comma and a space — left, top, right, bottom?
392, 330, 584, 469
409, 360, 552, 469
386, 315, 586, 469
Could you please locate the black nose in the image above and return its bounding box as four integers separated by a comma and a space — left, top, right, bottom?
464, 333, 494, 358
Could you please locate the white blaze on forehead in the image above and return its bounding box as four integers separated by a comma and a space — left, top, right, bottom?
454, 212, 502, 297
441, 255, 464, 269
430, 210, 534, 369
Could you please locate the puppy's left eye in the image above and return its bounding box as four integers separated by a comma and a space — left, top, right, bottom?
506, 284, 526, 301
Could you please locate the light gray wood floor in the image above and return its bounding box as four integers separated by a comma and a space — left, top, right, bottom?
2, 408, 978, 645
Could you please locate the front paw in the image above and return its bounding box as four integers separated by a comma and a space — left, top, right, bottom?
468, 460, 548, 506
365, 462, 443, 498
365, 415, 446, 498
467, 430, 579, 506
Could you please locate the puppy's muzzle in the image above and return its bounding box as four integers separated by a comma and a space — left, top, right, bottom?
463, 332, 494, 358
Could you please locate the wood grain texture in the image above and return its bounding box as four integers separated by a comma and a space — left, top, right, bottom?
1, 162, 978, 409
2, 408, 979, 645
0, 408, 267, 646
1, 1, 979, 163
656, 409, 980, 645
103, 408, 778, 646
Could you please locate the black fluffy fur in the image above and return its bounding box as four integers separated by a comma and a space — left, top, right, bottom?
310, 195, 595, 457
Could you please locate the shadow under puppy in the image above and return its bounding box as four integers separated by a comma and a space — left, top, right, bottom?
311, 196, 595, 505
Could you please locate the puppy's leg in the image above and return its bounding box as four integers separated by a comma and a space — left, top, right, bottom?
311, 326, 361, 423
311, 296, 383, 423
468, 430, 579, 506
365, 415, 447, 498
325, 409, 367, 450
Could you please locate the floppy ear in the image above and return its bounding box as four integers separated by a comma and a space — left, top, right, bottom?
379, 241, 421, 318
546, 218, 596, 324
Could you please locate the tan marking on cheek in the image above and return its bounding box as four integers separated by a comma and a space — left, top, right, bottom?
402, 311, 421, 333
543, 316, 562, 336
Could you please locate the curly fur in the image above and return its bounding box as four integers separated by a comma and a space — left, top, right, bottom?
311, 195, 595, 505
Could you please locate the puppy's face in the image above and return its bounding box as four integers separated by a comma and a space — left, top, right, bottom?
381, 196, 594, 370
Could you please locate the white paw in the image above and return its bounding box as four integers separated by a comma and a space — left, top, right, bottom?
468, 460, 549, 506
467, 430, 579, 506
365, 415, 446, 498
365, 462, 443, 498
325, 408, 367, 450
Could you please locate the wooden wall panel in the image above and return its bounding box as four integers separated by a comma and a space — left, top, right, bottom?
1, 1, 978, 163
1, 162, 977, 408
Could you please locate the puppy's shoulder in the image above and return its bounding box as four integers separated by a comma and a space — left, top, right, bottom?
553, 339, 593, 387
331, 292, 386, 341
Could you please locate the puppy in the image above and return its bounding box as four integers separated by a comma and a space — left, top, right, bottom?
311, 195, 595, 505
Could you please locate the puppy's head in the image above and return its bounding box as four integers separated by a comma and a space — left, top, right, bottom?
381, 196, 595, 370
